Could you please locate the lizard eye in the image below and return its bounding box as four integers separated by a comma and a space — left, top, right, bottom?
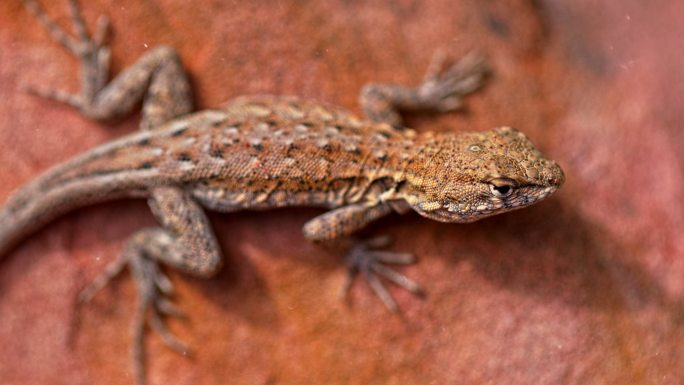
488, 178, 517, 198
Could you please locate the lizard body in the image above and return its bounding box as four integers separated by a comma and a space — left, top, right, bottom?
2, 1, 564, 384
0, 95, 562, 253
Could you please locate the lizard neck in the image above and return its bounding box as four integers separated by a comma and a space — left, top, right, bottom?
349, 130, 440, 207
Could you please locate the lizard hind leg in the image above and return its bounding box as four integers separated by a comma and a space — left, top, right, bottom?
79, 186, 223, 385
22, 0, 112, 110
22, 0, 193, 129
79, 229, 191, 385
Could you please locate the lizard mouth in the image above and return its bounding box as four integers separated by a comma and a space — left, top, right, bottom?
414, 184, 560, 224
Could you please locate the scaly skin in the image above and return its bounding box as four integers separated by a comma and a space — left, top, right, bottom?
0, 97, 563, 249
1, 1, 564, 384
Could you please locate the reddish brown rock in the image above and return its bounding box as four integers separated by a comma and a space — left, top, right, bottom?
0, 1, 682, 384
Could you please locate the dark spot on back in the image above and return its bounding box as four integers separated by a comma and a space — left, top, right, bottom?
286, 142, 300, 155
252, 143, 264, 151
89, 169, 117, 177
171, 128, 187, 137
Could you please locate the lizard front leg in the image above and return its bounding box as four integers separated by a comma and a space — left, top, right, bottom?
80, 186, 223, 385
303, 203, 423, 312
360, 50, 488, 128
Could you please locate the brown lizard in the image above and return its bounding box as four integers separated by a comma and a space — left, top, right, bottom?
2, 1, 565, 384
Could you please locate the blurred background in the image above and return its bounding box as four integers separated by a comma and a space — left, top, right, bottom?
0, 0, 682, 384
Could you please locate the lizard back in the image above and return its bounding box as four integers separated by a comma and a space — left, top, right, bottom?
0, 96, 420, 254
164, 96, 421, 211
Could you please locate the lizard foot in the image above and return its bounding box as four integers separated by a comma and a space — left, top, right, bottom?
79, 251, 189, 385
417, 50, 488, 112
22, 0, 111, 109
343, 235, 424, 313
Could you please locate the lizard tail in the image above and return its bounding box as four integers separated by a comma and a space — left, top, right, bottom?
0, 141, 158, 258
0, 173, 146, 258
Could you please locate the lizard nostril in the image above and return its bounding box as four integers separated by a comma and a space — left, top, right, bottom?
547, 164, 565, 187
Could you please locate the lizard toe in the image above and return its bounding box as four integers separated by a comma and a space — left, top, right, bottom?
343, 237, 423, 313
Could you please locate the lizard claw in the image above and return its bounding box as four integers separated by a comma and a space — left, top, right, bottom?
418, 50, 489, 112
22, 0, 112, 107
127, 253, 189, 341
23, 0, 109, 56
343, 236, 424, 313
127, 253, 190, 385
22, 83, 84, 109
78, 251, 189, 385
78, 253, 128, 303
149, 308, 190, 354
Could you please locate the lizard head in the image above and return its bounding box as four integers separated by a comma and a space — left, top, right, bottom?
400, 126, 564, 223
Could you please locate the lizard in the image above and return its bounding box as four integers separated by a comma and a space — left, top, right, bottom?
1, 0, 565, 384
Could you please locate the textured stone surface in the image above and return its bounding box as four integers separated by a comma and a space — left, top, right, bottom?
1, 0, 683, 384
